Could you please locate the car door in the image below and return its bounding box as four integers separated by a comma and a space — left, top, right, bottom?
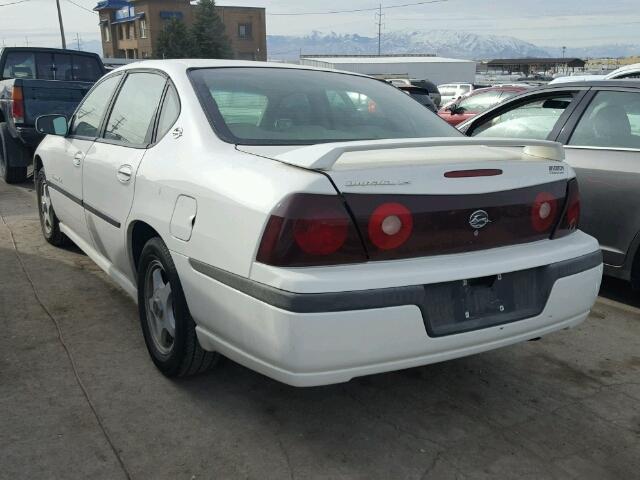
44, 73, 122, 245
81, 70, 168, 278
557, 88, 640, 268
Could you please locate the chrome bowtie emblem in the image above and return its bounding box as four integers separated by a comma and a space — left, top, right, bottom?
469, 210, 491, 230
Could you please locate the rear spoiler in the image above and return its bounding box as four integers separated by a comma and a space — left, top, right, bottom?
274, 137, 565, 171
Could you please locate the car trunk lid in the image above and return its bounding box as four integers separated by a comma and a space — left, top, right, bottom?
241, 138, 572, 262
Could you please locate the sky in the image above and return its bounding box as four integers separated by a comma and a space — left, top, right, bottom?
0, 0, 639, 50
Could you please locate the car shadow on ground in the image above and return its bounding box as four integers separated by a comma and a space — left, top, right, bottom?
599, 276, 639, 308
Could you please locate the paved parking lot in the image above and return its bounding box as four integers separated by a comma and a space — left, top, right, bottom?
1, 178, 639, 480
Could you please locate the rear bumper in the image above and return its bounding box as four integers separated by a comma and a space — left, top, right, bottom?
174, 233, 603, 387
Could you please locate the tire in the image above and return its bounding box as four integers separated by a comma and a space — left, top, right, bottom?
137, 237, 218, 377
0, 122, 28, 184
35, 168, 69, 247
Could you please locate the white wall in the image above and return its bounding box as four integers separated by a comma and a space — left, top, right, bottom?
301, 59, 477, 84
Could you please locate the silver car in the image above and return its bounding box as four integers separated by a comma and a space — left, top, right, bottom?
458, 80, 640, 288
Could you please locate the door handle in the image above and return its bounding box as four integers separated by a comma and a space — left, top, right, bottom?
73, 151, 84, 166
116, 164, 133, 183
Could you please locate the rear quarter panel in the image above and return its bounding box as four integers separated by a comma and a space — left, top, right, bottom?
127, 89, 335, 281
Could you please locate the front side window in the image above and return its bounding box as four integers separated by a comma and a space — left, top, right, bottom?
104, 72, 166, 146
568, 91, 640, 149
190, 67, 458, 145
472, 93, 576, 140
69, 74, 122, 138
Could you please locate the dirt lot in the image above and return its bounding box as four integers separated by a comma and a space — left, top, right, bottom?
1, 178, 639, 480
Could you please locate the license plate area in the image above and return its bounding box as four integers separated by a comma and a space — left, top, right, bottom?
422, 267, 548, 337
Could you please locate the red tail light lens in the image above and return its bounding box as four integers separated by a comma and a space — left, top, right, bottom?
368, 202, 413, 250
553, 178, 580, 238
256, 194, 367, 267
12, 86, 24, 124
531, 191, 559, 233
293, 216, 348, 255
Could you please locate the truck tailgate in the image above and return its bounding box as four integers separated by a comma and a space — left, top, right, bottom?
20, 79, 93, 125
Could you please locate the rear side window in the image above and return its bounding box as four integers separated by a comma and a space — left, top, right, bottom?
156, 84, 180, 140
104, 72, 166, 146
472, 93, 576, 140
568, 91, 640, 149
69, 74, 122, 138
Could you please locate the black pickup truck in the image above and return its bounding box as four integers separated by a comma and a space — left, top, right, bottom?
0, 47, 105, 183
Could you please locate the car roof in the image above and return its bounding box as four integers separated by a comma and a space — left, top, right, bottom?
606, 62, 640, 77
529, 79, 640, 90
467, 85, 529, 95
0, 46, 100, 57
112, 59, 372, 79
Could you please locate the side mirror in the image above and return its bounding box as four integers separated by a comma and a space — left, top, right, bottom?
36, 115, 68, 136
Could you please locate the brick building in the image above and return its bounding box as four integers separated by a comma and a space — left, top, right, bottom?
95, 0, 266, 61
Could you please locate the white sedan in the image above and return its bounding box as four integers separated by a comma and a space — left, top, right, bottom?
33, 60, 602, 386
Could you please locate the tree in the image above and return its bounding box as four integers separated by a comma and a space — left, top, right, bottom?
156, 18, 193, 59
190, 0, 233, 59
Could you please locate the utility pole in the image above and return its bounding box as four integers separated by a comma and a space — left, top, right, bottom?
76, 33, 81, 50
56, 0, 67, 49
25, 36, 29, 47
375, 4, 384, 56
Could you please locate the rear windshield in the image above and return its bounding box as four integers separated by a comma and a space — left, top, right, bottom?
2, 51, 103, 82
189, 67, 459, 145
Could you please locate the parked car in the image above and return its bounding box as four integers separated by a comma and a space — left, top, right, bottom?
438, 83, 472, 106
437, 83, 490, 106
438, 86, 529, 126
458, 80, 640, 288
551, 62, 640, 84
397, 85, 437, 112
34, 60, 601, 386
410, 78, 442, 107
0, 47, 105, 183
517, 74, 553, 82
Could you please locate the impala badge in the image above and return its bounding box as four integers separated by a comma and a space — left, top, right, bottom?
469, 210, 491, 230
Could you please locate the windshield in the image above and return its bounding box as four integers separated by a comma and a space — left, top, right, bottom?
189, 67, 459, 145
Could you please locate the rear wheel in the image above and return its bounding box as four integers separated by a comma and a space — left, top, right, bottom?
35, 168, 68, 247
138, 237, 218, 377
0, 122, 28, 184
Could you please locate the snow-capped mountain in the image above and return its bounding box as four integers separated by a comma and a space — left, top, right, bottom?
267, 30, 550, 61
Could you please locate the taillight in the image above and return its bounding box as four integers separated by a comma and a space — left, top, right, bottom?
256, 194, 367, 267
12, 86, 24, 124
368, 202, 413, 250
531, 191, 559, 233
553, 178, 580, 238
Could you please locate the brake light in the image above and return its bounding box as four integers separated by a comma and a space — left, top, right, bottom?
553, 178, 580, 238
368, 202, 413, 250
531, 191, 559, 233
12, 86, 24, 124
256, 194, 367, 267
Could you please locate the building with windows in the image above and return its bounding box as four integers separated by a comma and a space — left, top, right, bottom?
95, 0, 266, 61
